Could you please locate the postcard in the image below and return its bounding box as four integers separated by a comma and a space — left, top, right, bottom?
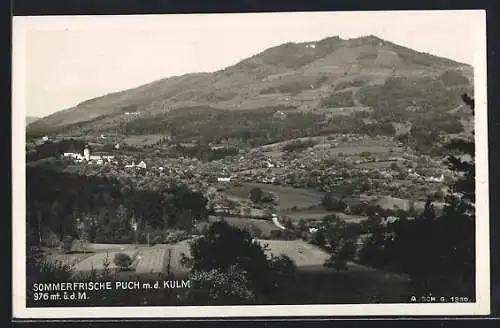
12, 10, 489, 318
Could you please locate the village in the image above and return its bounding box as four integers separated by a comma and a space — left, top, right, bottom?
33, 129, 453, 233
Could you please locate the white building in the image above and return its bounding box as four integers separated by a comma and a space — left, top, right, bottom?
217, 177, 231, 183
83, 146, 90, 161
426, 174, 445, 183
125, 161, 136, 168
115, 143, 120, 150
63, 152, 80, 159
137, 161, 147, 169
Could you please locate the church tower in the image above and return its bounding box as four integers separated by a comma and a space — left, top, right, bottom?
83, 144, 90, 161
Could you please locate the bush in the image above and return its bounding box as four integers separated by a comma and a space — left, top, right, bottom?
71, 239, 90, 253
183, 265, 256, 305
165, 230, 190, 244
42, 231, 60, 248
60, 235, 74, 253
113, 252, 132, 271
282, 139, 317, 152
319, 91, 355, 108
322, 194, 347, 212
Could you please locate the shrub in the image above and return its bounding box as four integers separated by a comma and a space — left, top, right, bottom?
60, 235, 74, 253
165, 230, 190, 244
42, 231, 60, 248
113, 252, 132, 271
71, 239, 90, 253
183, 265, 256, 305
319, 91, 355, 108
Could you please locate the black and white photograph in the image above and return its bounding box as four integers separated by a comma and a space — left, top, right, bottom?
12, 10, 489, 318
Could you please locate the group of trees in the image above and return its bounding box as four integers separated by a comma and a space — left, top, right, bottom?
27, 138, 87, 161
181, 221, 297, 304
118, 101, 463, 151
171, 144, 239, 162
321, 193, 420, 218
282, 139, 318, 152
248, 187, 278, 206
27, 165, 208, 247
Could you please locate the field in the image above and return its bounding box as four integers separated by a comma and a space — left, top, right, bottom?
72, 249, 139, 272
225, 182, 324, 210
255, 239, 409, 283
218, 217, 279, 237
44, 242, 192, 279
362, 195, 446, 212
134, 247, 168, 275
327, 144, 399, 156
45, 252, 96, 267
121, 134, 165, 146
355, 160, 399, 169
281, 210, 367, 224
256, 239, 330, 268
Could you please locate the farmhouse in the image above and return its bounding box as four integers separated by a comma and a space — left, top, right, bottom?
63, 152, 82, 159
425, 174, 444, 183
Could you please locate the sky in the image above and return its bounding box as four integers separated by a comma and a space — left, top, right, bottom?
13, 10, 485, 118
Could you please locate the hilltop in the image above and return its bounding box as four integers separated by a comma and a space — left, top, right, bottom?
27, 35, 473, 141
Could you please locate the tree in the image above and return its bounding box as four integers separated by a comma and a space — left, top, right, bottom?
60, 235, 73, 253
113, 252, 132, 271
444, 94, 475, 215
325, 239, 357, 271
249, 187, 264, 204
310, 230, 326, 248
181, 221, 295, 300
183, 265, 256, 305
422, 198, 436, 221
321, 194, 347, 212
382, 94, 476, 296
268, 254, 297, 294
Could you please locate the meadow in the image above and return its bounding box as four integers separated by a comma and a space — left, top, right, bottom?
225, 182, 324, 210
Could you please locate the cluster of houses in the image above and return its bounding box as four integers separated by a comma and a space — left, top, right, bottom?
124, 111, 142, 116
62, 145, 115, 164
408, 168, 445, 183
62, 145, 150, 170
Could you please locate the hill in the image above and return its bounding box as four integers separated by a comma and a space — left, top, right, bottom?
27, 35, 473, 143
26, 116, 40, 126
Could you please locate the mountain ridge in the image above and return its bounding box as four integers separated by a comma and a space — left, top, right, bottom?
27, 34, 473, 137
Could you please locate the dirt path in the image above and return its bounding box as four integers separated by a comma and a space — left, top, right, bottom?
271, 214, 287, 230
